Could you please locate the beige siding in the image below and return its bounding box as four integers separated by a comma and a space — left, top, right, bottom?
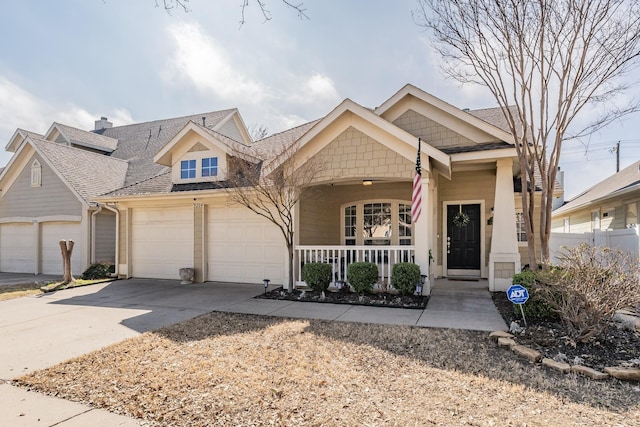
218, 119, 244, 143
299, 182, 412, 245
438, 169, 496, 268
193, 204, 206, 282
311, 127, 414, 184
0, 154, 82, 218
392, 110, 476, 150
569, 211, 592, 233
94, 211, 116, 263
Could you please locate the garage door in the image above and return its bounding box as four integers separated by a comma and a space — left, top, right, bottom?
41, 222, 82, 275
131, 207, 193, 280
0, 223, 34, 273
208, 205, 285, 284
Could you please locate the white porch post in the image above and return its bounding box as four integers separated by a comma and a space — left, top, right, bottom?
489, 158, 521, 291
414, 175, 431, 295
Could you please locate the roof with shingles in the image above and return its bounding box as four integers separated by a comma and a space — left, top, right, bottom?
253, 119, 321, 160
554, 160, 640, 215
103, 171, 173, 197
54, 123, 119, 152
99, 109, 235, 187
30, 137, 128, 202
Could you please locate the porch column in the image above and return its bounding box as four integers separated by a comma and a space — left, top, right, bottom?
414, 175, 431, 295
489, 158, 521, 291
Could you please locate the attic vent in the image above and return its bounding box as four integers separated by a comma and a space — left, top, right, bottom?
31, 160, 41, 187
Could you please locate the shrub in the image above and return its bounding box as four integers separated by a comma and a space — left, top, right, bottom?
302, 262, 332, 292
537, 244, 640, 342
347, 262, 378, 293
81, 262, 115, 280
511, 271, 558, 320
391, 263, 421, 295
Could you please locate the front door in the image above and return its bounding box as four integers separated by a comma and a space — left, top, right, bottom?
446, 204, 481, 276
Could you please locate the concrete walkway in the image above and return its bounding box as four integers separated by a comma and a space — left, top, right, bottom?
0, 275, 506, 426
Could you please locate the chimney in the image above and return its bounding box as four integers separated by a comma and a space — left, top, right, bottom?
94, 116, 113, 131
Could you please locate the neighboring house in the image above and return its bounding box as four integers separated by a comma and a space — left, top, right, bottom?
0, 84, 540, 292
552, 160, 640, 233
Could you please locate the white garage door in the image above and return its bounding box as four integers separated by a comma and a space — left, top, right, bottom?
41, 222, 82, 275
131, 206, 193, 280
208, 205, 285, 284
0, 223, 34, 273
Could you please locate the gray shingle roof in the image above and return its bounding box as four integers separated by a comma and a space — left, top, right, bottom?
30, 137, 128, 202
254, 119, 321, 160
54, 123, 119, 152
101, 109, 235, 187
103, 171, 173, 197
554, 160, 640, 215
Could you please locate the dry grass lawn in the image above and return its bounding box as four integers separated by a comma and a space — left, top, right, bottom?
0, 283, 43, 301
17, 312, 640, 426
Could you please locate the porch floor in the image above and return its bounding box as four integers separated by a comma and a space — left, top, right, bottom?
221, 278, 507, 332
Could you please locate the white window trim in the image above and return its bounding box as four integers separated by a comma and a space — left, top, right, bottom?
515, 209, 527, 246
340, 199, 413, 246
172, 148, 227, 184
31, 159, 42, 188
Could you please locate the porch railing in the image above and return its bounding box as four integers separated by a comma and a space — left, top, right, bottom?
294, 245, 416, 290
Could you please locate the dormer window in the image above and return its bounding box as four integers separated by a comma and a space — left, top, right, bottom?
202, 157, 218, 177
181, 160, 196, 179
31, 160, 42, 187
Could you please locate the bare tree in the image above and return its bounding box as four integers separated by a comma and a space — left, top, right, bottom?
156, 0, 309, 25
415, 0, 640, 268
225, 141, 322, 293
59, 240, 75, 285
249, 124, 270, 141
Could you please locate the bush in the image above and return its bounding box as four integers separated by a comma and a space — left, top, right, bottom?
511, 271, 558, 320
391, 263, 421, 295
347, 262, 378, 293
302, 262, 332, 292
537, 244, 640, 342
81, 262, 115, 280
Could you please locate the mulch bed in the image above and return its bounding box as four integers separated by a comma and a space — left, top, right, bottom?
492, 292, 640, 372
256, 286, 429, 309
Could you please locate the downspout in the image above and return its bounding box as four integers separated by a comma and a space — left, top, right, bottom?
99, 203, 120, 277
90, 204, 103, 264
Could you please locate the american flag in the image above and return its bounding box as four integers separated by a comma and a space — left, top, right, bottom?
411, 138, 422, 223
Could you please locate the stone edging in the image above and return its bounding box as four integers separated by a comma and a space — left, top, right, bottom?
489, 331, 640, 382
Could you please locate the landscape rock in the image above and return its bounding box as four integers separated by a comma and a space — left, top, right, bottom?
509, 321, 524, 334
613, 310, 640, 332
498, 337, 517, 348
542, 358, 571, 373
571, 365, 609, 380
604, 366, 640, 381
489, 330, 514, 341
512, 345, 542, 363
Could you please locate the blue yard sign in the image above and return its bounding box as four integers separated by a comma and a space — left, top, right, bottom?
507, 284, 529, 305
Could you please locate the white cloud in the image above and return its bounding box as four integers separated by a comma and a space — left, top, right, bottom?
166, 22, 268, 102
0, 75, 134, 166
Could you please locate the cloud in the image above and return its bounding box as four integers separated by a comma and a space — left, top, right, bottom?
166, 22, 268, 102
0, 75, 135, 166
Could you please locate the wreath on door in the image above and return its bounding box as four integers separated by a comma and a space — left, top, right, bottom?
452, 205, 470, 228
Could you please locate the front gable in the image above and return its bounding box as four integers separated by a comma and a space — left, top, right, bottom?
393, 109, 479, 151
154, 123, 235, 185
0, 150, 82, 218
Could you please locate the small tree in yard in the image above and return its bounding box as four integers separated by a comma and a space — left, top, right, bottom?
415, 1, 640, 268
225, 141, 322, 293
59, 240, 75, 285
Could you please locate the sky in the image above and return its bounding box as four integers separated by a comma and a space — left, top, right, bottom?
0, 0, 639, 199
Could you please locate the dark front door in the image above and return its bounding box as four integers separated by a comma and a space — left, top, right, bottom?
447, 204, 481, 273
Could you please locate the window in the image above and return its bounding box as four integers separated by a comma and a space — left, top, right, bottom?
202, 157, 218, 177
181, 159, 196, 179
363, 202, 392, 245
516, 211, 527, 242
31, 160, 41, 187
344, 205, 357, 246
399, 204, 412, 245
342, 201, 412, 246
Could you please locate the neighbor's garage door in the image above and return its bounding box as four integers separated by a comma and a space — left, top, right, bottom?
208, 205, 285, 284
131, 206, 193, 280
0, 223, 34, 273
41, 222, 82, 275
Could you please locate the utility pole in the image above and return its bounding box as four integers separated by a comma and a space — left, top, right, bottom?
616, 141, 620, 173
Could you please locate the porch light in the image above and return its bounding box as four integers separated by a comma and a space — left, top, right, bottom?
263, 279, 270, 294
362, 180, 373, 186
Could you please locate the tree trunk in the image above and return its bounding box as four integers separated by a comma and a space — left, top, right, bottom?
59, 240, 75, 284
287, 244, 294, 293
